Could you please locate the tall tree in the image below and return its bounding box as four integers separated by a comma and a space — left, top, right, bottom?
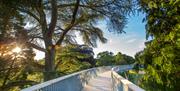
138, 0, 180, 90
96, 51, 115, 66
115, 52, 135, 65
0, 0, 134, 80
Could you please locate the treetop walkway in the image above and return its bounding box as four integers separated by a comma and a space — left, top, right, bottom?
21, 65, 144, 91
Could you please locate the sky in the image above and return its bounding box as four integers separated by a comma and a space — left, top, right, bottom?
93, 13, 146, 57
34, 13, 146, 60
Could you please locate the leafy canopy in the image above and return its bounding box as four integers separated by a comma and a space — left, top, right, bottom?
137, 0, 180, 90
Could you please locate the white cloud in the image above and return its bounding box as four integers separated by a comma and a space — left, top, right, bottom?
93, 32, 146, 57
126, 39, 137, 43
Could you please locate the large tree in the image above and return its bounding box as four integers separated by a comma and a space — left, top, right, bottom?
96, 51, 115, 66
138, 0, 180, 90
96, 51, 135, 66
115, 52, 135, 65
0, 0, 134, 80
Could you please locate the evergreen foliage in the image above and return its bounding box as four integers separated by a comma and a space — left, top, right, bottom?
136, 0, 180, 90
96, 51, 135, 66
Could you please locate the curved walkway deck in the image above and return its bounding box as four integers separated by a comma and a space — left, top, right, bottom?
82, 71, 112, 91
21, 65, 144, 91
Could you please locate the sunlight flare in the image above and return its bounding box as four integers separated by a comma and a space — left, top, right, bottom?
12, 47, 22, 53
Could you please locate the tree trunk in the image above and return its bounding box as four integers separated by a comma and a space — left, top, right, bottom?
37, 0, 57, 80
44, 38, 56, 81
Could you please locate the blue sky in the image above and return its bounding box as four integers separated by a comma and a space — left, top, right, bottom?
93, 13, 146, 57
34, 13, 146, 59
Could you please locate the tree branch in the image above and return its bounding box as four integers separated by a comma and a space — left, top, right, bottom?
17, 8, 41, 24
27, 42, 46, 52
48, 0, 58, 37
35, 2, 48, 35
57, 0, 115, 8
29, 35, 44, 40
56, 0, 80, 45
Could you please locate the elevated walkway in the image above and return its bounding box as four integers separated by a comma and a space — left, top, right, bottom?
82, 71, 112, 91
21, 65, 144, 91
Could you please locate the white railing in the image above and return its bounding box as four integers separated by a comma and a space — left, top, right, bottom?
111, 65, 144, 91
21, 65, 144, 91
21, 66, 112, 91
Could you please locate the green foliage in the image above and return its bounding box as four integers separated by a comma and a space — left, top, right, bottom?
0, 43, 43, 91
96, 51, 135, 66
137, 0, 180, 90
55, 44, 93, 75
115, 52, 135, 65
119, 70, 143, 86
96, 51, 115, 66
57, 60, 91, 75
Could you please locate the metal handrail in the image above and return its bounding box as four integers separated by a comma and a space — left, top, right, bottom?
21, 65, 144, 91
111, 64, 145, 91
21, 66, 112, 91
